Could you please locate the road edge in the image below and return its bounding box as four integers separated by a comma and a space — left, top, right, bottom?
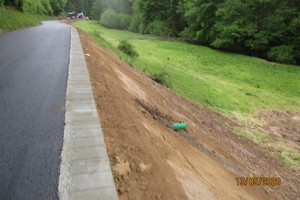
58, 25, 118, 200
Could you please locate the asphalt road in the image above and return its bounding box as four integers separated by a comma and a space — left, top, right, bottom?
0, 21, 70, 199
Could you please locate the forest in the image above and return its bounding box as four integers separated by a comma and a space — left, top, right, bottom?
2, 0, 300, 65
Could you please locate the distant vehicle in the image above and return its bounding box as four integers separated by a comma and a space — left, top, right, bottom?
77, 13, 84, 18
68, 11, 77, 19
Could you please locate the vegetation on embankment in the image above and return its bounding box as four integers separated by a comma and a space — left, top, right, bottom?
73, 20, 300, 121
88, 0, 300, 65
0, 6, 57, 34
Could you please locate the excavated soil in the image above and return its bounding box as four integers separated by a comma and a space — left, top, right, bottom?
70, 23, 299, 199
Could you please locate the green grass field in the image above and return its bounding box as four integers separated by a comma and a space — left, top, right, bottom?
0, 6, 58, 34
73, 20, 300, 120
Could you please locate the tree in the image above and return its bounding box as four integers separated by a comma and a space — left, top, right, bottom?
117, 0, 133, 15
211, 0, 256, 51
23, 0, 53, 15
68, 0, 83, 12
83, 0, 94, 16
4, 0, 24, 11
90, 0, 102, 20
49, 0, 67, 15
65, 1, 75, 11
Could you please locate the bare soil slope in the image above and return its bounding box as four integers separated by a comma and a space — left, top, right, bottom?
75, 27, 299, 200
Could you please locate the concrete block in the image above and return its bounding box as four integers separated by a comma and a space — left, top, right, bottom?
69, 157, 111, 175
66, 93, 94, 101
66, 101, 96, 112
65, 111, 99, 123
68, 136, 105, 149
67, 85, 93, 95
59, 25, 118, 200
68, 146, 108, 161
71, 186, 118, 200
68, 78, 91, 85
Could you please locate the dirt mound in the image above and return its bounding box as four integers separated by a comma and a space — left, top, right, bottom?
75, 27, 300, 200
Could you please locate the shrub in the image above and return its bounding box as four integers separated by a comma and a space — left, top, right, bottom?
267, 45, 296, 64
146, 20, 169, 36
129, 15, 140, 32
152, 65, 172, 88
100, 9, 132, 30
118, 40, 139, 57
138, 22, 146, 34
100, 9, 119, 29
90, 29, 104, 39
179, 27, 196, 42
119, 14, 131, 30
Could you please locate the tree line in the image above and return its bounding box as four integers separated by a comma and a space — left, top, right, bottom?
2, 0, 299, 65
91, 0, 300, 65
1, 0, 66, 15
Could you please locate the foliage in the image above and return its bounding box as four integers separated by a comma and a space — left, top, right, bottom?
99, 9, 120, 29
152, 65, 172, 88
73, 20, 300, 118
138, 0, 185, 36
83, 0, 93, 16
209, 0, 300, 64
120, 14, 132, 30
146, 20, 169, 36
65, 1, 75, 12
0, 6, 56, 32
3, 0, 300, 65
49, 0, 67, 15
3, 0, 24, 11
68, 0, 84, 12
23, 0, 54, 15
129, 14, 140, 33
100, 9, 131, 30
90, 0, 102, 20
267, 45, 296, 65
117, 39, 139, 57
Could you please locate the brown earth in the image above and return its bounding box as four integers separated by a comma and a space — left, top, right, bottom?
256, 110, 300, 144
64, 20, 300, 199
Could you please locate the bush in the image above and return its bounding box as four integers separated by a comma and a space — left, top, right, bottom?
100, 9, 132, 30
152, 65, 172, 89
100, 9, 119, 29
129, 15, 140, 32
138, 22, 146, 34
146, 20, 169, 36
179, 27, 196, 42
118, 40, 139, 57
119, 14, 131, 30
90, 29, 104, 39
267, 45, 296, 65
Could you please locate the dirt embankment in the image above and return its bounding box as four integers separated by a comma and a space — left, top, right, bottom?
74, 26, 300, 200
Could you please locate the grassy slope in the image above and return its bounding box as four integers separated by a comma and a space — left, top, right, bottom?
73, 20, 300, 167
0, 6, 57, 33
73, 20, 300, 119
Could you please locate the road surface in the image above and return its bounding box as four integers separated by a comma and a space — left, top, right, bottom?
0, 21, 70, 199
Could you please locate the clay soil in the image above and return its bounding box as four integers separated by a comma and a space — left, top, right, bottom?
67, 22, 299, 199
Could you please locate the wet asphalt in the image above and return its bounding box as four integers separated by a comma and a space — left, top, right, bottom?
0, 21, 70, 199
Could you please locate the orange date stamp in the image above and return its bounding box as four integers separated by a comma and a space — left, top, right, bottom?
236, 177, 281, 186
